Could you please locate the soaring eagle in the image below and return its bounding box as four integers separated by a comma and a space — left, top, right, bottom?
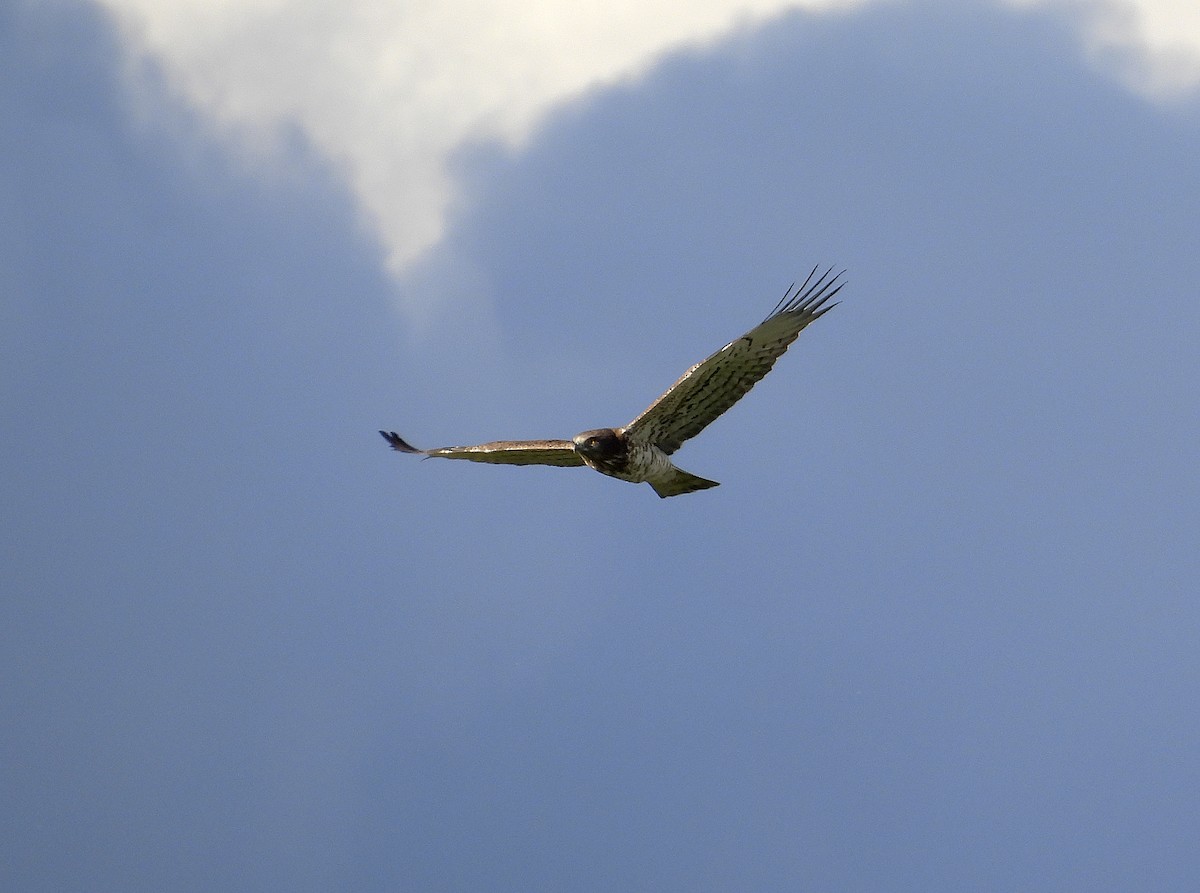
381, 266, 843, 497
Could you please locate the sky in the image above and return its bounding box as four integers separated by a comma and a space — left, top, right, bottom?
3, 0, 1199, 890
93, 0, 1200, 284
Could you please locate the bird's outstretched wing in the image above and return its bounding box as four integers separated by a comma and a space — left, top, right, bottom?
624, 266, 842, 455
379, 431, 585, 466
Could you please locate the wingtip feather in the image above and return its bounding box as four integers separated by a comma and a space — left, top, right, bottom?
765, 266, 845, 322
379, 430, 424, 454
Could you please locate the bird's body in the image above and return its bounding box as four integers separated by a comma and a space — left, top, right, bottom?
571, 428, 716, 498
381, 267, 843, 497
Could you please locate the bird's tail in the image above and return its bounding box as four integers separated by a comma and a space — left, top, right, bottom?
649, 467, 720, 498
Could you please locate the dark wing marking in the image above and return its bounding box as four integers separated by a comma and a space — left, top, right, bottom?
623, 267, 842, 455
379, 431, 585, 466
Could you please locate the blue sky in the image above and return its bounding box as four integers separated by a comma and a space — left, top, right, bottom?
3, 0, 1199, 890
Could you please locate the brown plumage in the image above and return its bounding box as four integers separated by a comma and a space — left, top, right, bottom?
381, 266, 842, 497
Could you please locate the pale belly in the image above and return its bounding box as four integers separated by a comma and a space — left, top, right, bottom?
604, 441, 674, 484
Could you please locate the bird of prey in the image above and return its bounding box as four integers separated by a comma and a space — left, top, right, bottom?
381, 266, 843, 497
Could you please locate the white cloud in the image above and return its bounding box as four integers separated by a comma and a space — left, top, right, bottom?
96, 0, 1199, 302
1011, 0, 1200, 99
98, 0, 860, 281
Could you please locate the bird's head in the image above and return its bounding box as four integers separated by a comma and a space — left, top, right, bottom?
572, 428, 624, 460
